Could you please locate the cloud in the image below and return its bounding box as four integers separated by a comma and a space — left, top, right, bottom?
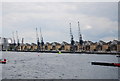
101, 37, 117, 42
2, 0, 119, 2
2, 2, 118, 43
84, 25, 92, 29
0, 3, 2, 36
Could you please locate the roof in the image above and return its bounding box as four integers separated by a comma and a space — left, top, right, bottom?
51, 42, 61, 45
61, 41, 69, 45
31, 43, 37, 46
25, 43, 31, 46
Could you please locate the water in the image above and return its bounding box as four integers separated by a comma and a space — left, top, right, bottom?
1, 51, 119, 79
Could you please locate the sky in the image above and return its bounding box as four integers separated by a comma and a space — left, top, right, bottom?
1, 2, 118, 44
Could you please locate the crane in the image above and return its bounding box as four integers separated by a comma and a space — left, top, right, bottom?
12, 31, 16, 46
36, 28, 40, 51
39, 28, 44, 51
78, 21, 83, 45
21, 38, 24, 44
69, 23, 75, 52
16, 31, 20, 46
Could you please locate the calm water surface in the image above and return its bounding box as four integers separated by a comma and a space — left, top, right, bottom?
1, 52, 119, 79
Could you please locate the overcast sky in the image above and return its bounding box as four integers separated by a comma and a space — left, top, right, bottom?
1, 2, 118, 44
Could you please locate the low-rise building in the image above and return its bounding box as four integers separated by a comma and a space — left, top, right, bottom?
90, 43, 97, 52
109, 40, 118, 52
1, 37, 120, 53
61, 41, 70, 51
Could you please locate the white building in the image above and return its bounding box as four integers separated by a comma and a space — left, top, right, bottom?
0, 37, 1, 44
0, 37, 12, 50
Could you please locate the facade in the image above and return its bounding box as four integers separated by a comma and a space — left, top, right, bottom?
90, 43, 96, 52
61, 41, 70, 51
109, 40, 119, 52
14, 40, 120, 52
1, 37, 120, 53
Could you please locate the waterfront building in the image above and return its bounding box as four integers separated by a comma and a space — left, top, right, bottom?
18, 44, 26, 51
31, 43, 37, 51
44, 42, 51, 51
102, 43, 109, 52
61, 41, 70, 51
51, 42, 61, 51
83, 41, 92, 52
1, 37, 120, 53
0, 37, 12, 51
118, 41, 120, 52
90, 42, 97, 52
109, 40, 118, 52
74, 41, 79, 52
0, 37, 2, 51
96, 40, 104, 52
24, 43, 31, 51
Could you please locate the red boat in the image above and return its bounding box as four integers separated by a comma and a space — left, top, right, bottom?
91, 62, 120, 67
0, 59, 6, 64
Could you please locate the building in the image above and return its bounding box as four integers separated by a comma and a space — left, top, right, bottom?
14, 40, 120, 53
0, 37, 2, 51
0, 37, 12, 51
109, 40, 119, 52
1, 37, 120, 53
